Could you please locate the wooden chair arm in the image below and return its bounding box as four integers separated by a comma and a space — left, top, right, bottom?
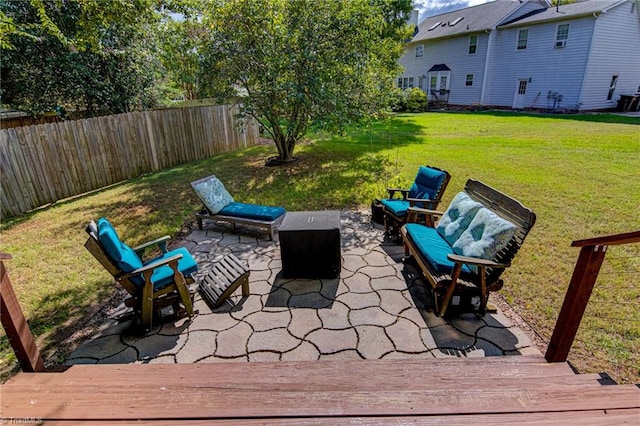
386, 188, 409, 199
133, 235, 171, 255
406, 207, 444, 227
406, 198, 441, 209
119, 253, 183, 280
447, 253, 509, 269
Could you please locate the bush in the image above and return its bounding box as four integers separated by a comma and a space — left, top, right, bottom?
404, 87, 427, 112
387, 87, 406, 112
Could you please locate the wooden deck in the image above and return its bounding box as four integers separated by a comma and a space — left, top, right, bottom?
2, 355, 639, 424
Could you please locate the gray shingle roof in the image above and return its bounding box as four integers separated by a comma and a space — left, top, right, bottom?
412, 0, 526, 42
499, 0, 626, 28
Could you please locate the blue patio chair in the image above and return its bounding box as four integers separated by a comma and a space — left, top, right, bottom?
84, 218, 196, 331
380, 165, 451, 240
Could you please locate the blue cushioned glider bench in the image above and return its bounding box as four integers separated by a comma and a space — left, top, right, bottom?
401, 179, 536, 317
191, 175, 286, 240
381, 166, 451, 240
84, 218, 196, 331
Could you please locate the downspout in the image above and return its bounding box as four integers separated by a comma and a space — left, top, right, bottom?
480, 29, 493, 106
577, 12, 600, 111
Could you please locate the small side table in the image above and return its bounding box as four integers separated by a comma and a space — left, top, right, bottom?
278, 211, 341, 279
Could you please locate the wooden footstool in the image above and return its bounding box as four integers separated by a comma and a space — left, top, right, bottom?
199, 254, 250, 308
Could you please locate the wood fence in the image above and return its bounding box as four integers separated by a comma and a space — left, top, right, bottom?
0, 105, 260, 218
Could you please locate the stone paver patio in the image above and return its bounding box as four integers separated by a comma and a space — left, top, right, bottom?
67, 210, 540, 365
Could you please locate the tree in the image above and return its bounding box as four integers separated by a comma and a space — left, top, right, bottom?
1, 0, 161, 117
198, 0, 412, 163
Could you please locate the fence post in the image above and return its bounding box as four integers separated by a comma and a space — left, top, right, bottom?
545, 244, 607, 363
0, 253, 45, 372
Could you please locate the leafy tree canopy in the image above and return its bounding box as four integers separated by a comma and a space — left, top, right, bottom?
198, 0, 413, 162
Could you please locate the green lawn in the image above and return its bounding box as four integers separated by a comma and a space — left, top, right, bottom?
1, 111, 638, 383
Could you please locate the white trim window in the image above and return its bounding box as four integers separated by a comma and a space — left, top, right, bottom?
555, 24, 569, 48
397, 77, 415, 90
468, 35, 478, 54
517, 29, 528, 50
415, 44, 424, 58
465, 74, 474, 87
607, 75, 618, 101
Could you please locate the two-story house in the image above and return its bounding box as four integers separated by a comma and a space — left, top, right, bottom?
398, 0, 640, 111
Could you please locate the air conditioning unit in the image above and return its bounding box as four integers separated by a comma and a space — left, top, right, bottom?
555, 40, 566, 48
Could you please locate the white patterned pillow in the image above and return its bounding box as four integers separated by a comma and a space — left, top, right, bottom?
436, 192, 483, 247
452, 207, 517, 272
193, 176, 234, 214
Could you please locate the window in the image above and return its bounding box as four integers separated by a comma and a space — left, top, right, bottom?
517, 29, 528, 50
449, 17, 463, 26
415, 44, 424, 58
398, 77, 415, 90
555, 24, 569, 48
430, 75, 437, 92
607, 75, 618, 101
466, 74, 474, 87
468, 35, 477, 54
518, 80, 527, 95
428, 21, 442, 31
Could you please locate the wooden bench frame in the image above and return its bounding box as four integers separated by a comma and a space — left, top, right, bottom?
401, 179, 536, 316
195, 208, 284, 241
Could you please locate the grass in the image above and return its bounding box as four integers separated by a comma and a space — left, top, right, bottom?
1, 110, 638, 383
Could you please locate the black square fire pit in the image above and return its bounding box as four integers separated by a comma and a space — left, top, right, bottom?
278, 211, 341, 279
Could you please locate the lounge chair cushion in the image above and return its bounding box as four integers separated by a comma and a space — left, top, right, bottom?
405, 223, 472, 274
408, 166, 448, 200
192, 176, 235, 214
97, 218, 144, 273
218, 202, 286, 221
133, 247, 198, 290
452, 207, 517, 272
436, 192, 483, 246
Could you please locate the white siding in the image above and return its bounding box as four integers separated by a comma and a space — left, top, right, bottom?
580, 1, 640, 110
398, 33, 490, 105
486, 17, 595, 110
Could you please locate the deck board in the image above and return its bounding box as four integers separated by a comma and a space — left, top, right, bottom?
2, 358, 639, 421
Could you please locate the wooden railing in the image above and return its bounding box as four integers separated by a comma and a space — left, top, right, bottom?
545, 230, 640, 363
0, 253, 45, 372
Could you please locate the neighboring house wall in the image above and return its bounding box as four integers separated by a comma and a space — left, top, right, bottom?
580, 2, 640, 110
397, 0, 640, 112
487, 17, 595, 110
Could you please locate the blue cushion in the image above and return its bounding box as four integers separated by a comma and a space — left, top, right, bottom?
97, 218, 124, 262
97, 218, 143, 272
131, 247, 198, 290
380, 198, 410, 217
405, 223, 472, 274
218, 202, 286, 221
118, 244, 143, 273
408, 166, 447, 200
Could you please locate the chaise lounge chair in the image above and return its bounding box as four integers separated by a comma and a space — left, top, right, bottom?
84, 218, 196, 331
191, 175, 286, 240
381, 165, 451, 240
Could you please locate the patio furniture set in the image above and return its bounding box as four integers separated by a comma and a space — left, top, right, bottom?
84, 170, 535, 331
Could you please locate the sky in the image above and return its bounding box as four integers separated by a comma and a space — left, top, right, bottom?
414, 0, 492, 21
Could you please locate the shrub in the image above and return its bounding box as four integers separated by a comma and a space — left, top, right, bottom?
404, 87, 427, 112
387, 87, 406, 112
